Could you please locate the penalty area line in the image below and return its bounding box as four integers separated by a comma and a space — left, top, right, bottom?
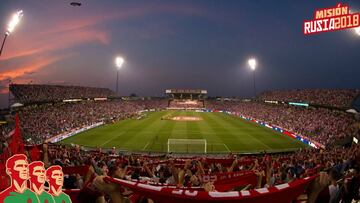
143, 142, 150, 150
99, 132, 125, 147
223, 143, 231, 152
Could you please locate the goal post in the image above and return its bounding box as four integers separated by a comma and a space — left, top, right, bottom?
167, 139, 207, 153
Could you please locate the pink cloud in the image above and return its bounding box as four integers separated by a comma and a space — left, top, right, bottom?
1, 2, 207, 61
1, 27, 109, 62
0, 2, 209, 85
0, 54, 70, 81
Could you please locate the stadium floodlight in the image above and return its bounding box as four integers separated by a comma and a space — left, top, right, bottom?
355, 27, 360, 36
248, 58, 257, 98
115, 56, 124, 70
1, 10, 23, 56
248, 58, 256, 70
6, 10, 24, 35
349, 10, 360, 36
115, 56, 125, 95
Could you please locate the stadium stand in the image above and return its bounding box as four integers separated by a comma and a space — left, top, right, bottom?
166, 89, 206, 109
10, 84, 115, 104
206, 100, 359, 146
168, 99, 204, 109
259, 89, 360, 108
1, 142, 360, 203
2, 84, 359, 147
17, 99, 168, 144
0, 84, 360, 203
9, 99, 357, 146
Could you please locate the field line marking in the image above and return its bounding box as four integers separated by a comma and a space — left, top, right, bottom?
212, 112, 274, 150
210, 143, 231, 153
249, 135, 273, 150
100, 132, 125, 147
143, 142, 150, 150
223, 143, 231, 152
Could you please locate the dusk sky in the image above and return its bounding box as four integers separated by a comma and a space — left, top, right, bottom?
0, 0, 359, 108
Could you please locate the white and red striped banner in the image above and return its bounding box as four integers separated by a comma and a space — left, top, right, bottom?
198, 171, 257, 191
104, 176, 316, 203
139, 171, 257, 192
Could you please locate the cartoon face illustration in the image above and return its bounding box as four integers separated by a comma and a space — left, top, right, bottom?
33, 166, 46, 183
44, 165, 71, 202
1, 155, 51, 203
46, 165, 64, 188
6, 154, 29, 182
29, 161, 46, 184
51, 169, 63, 186
14, 160, 28, 180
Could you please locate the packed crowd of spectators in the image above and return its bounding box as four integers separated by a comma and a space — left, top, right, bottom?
2, 98, 357, 147
1, 85, 360, 202
7, 84, 359, 146
1, 142, 357, 203
18, 99, 168, 144
168, 100, 204, 109
132, 99, 168, 110
206, 101, 359, 146
0, 121, 14, 153
259, 89, 360, 108
10, 84, 115, 104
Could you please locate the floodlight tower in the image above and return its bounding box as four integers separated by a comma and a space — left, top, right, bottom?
0, 10, 23, 56
248, 58, 257, 98
115, 56, 124, 95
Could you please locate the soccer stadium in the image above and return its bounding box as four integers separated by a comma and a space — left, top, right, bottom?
58, 89, 308, 154
0, 1, 360, 203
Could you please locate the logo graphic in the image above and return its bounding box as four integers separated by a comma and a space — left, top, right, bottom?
304, 3, 360, 35
0, 154, 72, 203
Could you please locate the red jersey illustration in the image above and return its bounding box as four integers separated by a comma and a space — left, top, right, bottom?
0, 154, 39, 203
29, 161, 55, 203
45, 166, 71, 203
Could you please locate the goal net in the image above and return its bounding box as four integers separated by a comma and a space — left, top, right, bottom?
167, 139, 207, 153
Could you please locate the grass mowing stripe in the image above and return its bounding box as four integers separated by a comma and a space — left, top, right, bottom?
61, 119, 138, 146
148, 111, 177, 152
185, 111, 203, 139
99, 131, 126, 147
210, 113, 273, 150
197, 113, 229, 152
60, 110, 308, 153
200, 112, 254, 152
119, 111, 169, 149
216, 113, 306, 149
170, 111, 188, 139
105, 111, 165, 149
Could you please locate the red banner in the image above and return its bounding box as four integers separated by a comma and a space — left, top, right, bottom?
104, 176, 316, 203
141, 171, 257, 192
199, 171, 257, 191
146, 158, 254, 168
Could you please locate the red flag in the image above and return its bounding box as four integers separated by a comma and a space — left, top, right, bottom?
9, 113, 25, 155
30, 146, 41, 161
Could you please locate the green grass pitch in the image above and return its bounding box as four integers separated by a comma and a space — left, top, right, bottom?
60, 110, 307, 153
